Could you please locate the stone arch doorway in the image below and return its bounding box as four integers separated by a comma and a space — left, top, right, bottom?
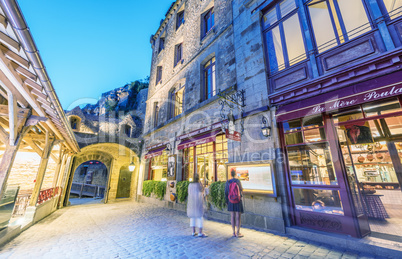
64, 143, 139, 205
69, 160, 109, 202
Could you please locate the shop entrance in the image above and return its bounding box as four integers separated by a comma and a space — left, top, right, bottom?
334, 98, 402, 242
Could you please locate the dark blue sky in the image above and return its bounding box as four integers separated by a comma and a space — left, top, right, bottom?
18, 0, 173, 109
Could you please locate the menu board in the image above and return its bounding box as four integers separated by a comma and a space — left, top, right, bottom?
227, 163, 276, 196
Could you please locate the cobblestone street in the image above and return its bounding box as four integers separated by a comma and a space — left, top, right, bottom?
0, 200, 384, 258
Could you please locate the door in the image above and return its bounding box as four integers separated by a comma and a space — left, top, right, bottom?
116, 166, 131, 198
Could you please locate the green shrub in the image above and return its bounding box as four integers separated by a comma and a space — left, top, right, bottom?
176, 181, 190, 203
154, 181, 167, 200
208, 181, 227, 210
142, 180, 155, 197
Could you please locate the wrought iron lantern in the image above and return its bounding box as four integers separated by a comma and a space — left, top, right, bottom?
129, 158, 136, 172
261, 116, 272, 137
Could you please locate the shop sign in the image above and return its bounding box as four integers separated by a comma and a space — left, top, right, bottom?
277, 81, 402, 121
225, 129, 241, 142
144, 150, 163, 159
176, 121, 225, 141
227, 163, 276, 197
177, 136, 216, 150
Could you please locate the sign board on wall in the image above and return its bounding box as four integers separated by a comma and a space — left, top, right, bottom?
225, 129, 241, 141
227, 162, 276, 196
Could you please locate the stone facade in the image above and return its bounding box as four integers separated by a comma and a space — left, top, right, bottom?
139, 0, 287, 233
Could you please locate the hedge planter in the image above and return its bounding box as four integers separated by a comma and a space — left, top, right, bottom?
142, 180, 167, 200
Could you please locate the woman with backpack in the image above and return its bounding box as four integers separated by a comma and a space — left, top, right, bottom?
225, 169, 244, 238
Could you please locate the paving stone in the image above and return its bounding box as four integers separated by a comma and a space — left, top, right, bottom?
0, 200, 379, 258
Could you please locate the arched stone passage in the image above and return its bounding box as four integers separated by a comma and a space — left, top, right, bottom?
65, 143, 140, 204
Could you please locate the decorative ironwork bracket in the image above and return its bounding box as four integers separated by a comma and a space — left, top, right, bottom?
217, 85, 246, 134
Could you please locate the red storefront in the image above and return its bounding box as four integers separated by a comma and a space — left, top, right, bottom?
275, 71, 402, 238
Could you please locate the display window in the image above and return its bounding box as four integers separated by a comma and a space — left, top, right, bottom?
149, 152, 168, 181
182, 134, 228, 185
281, 97, 402, 239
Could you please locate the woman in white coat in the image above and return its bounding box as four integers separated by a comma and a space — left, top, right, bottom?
187, 174, 207, 237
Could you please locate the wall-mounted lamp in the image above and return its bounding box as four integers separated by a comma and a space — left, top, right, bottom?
261, 116, 272, 137
129, 158, 136, 172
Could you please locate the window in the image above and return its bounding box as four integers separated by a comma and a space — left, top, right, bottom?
124, 125, 131, 137
70, 116, 81, 131
155, 66, 162, 85
168, 86, 184, 119
262, 0, 306, 73
177, 10, 185, 29
174, 43, 183, 67
202, 8, 215, 38
158, 37, 165, 52
153, 102, 159, 128
203, 57, 216, 100
307, 0, 370, 53
381, 0, 402, 19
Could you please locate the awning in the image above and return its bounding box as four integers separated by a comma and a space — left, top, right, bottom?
144, 146, 166, 159
276, 70, 402, 122
177, 130, 220, 150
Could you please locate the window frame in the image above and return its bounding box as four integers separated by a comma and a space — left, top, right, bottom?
203, 57, 216, 101
262, 0, 308, 74
158, 37, 165, 53
202, 7, 215, 39
174, 43, 183, 67
155, 66, 163, 85
177, 10, 185, 29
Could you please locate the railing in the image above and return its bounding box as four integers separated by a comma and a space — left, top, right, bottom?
37, 187, 62, 205
12, 189, 32, 217
70, 182, 105, 198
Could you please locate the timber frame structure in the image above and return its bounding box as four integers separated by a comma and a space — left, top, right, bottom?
0, 0, 79, 229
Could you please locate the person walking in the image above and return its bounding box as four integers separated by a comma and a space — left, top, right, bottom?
225, 169, 244, 238
187, 174, 207, 237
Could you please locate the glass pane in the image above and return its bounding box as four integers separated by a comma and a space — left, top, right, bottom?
367, 120, 383, 139
280, 0, 296, 18
283, 119, 302, 133
265, 26, 285, 72
337, 0, 370, 40
287, 144, 338, 185
332, 108, 363, 124
385, 116, 402, 135
283, 14, 306, 66
263, 8, 278, 28
303, 115, 323, 129
363, 98, 401, 117
293, 188, 344, 215
308, 0, 337, 52
304, 128, 326, 142
383, 0, 402, 19
285, 132, 303, 145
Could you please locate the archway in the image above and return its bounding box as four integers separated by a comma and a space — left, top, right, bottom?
63, 143, 139, 206
69, 160, 109, 205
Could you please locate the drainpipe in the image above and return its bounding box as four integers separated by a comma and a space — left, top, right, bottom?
0, 0, 80, 152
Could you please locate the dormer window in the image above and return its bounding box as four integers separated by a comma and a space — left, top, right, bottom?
69, 116, 81, 131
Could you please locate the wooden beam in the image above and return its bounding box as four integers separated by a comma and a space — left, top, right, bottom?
0, 43, 30, 69
8, 92, 17, 146
0, 123, 8, 144
29, 132, 56, 206
0, 31, 19, 51
24, 133, 47, 142
11, 61, 37, 81
0, 77, 29, 108
0, 14, 7, 28
0, 104, 30, 117
25, 138, 58, 164
24, 78, 42, 91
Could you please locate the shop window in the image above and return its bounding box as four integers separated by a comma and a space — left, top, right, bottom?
177, 10, 185, 29
183, 147, 194, 181
203, 57, 216, 100
283, 116, 325, 145
155, 66, 163, 85
262, 0, 306, 73
381, 0, 402, 19
150, 153, 168, 181
293, 188, 344, 215
362, 98, 402, 117
307, 0, 371, 53
174, 43, 183, 67
153, 102, 159, 128
202, 7, 215, 38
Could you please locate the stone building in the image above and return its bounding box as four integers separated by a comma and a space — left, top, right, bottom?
138, 0, 286, 234
139, 0, 402, 248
